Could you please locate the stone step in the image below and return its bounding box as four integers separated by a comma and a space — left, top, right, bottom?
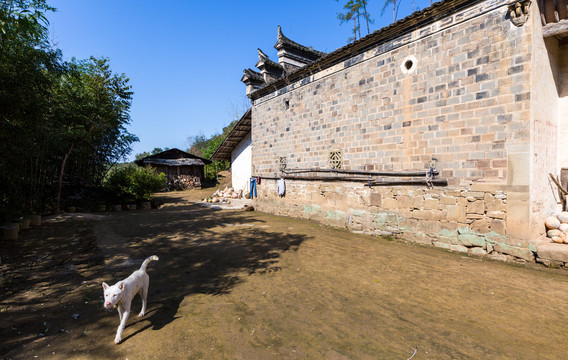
532, 237, 568, 266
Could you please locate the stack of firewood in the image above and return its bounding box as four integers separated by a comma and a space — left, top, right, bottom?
167, 176, 201, 191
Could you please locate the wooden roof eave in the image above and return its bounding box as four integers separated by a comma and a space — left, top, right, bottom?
211, 108, 252, 161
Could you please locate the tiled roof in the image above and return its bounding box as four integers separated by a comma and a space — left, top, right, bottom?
250, 0, 486, 100
134, 148, 212, 166
142, 158, 206, 166
256, 48, 284, 71
211, 108, 252, 161
274, 25, 326, 60
241, 68, 264, 83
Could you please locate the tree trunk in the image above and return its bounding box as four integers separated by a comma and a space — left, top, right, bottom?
353, 17, 357, 40
358, 14, 362, 38
393, 0, 396, 22
363, 2, 370, 34
54, 143, 74, 214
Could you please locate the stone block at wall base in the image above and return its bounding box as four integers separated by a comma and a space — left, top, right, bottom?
458, 234, 486, 248
506, 191, 530, 241
449, 244, 469, 253
490, 253, 509, 262
492, 242, 535, 262
532, 238, 568, 264
401, 230, 432, 245
433, 241, 451, 250
468, 247, 488, 256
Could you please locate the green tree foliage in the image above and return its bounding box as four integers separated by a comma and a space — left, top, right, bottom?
103, 164, 166, 203
0, 0, 54, 50
0, 0, 138, 220
51, 57, 137, 212
337, 0, 427, 36
187, 120, 238, 181
337, 0, 373, 41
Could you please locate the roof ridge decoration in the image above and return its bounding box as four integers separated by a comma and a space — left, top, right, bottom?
275, 25, 326, 58
274, 25, 326, 73
256, 48, 283, 70
248, 0, 490, 100
255, 48, 285, 84
242, 68, 263, 81
241, 68, 265, 96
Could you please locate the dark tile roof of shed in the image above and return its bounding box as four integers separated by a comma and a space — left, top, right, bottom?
134, 148, 212, 166
142, 158, 207, 167
211, 108, 252, 161
250, 0, 486, 100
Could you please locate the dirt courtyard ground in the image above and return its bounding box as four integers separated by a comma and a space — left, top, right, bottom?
2, 186, 568, 359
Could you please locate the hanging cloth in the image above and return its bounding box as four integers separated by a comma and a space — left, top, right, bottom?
250, 177, 257, 198
277, 178, 286, 197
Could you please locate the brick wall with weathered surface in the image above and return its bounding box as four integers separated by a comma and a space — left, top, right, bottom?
250, 0, 542, 261
529, 5, 559, 240
255, 178, 535, 261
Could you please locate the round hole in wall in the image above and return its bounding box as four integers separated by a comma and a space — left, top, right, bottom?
400, 55, 417, 74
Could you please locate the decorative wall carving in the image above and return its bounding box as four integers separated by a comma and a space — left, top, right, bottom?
508, 0, 531, 27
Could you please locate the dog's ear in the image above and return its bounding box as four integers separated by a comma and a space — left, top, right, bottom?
102, 282, 109, 291
118, 281, 125, 290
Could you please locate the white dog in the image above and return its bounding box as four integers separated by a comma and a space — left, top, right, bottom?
102, 255, 159, 344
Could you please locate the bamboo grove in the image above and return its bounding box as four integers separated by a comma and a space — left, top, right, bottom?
0, 0, 138, 221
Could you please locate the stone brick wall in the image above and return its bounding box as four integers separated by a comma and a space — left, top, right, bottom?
249, 0, 546, 261
529, 6, 559, 239
255, 178, 534, 262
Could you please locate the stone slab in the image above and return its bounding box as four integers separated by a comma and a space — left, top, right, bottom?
532, 238, 568, 263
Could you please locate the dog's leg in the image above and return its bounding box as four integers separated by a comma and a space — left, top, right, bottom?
114, 306, 130, 344
117, 306, 123, 322
139, 282, 148, 317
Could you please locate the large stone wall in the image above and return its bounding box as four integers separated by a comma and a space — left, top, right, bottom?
249, 0, 549, 261
255, 179, 535, 262
529, 4, 561, 240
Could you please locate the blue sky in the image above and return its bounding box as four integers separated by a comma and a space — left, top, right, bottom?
47, 0, 434, 160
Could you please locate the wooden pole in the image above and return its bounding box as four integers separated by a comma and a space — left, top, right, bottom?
282, 167, 439, 177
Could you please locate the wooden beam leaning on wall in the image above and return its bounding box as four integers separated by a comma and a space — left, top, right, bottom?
542, 19, 568, 37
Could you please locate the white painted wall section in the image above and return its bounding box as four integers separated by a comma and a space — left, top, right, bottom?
231, 132, 252, 194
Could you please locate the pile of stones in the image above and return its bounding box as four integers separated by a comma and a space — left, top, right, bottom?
202, 187, 242, 203
545, 212, 568, 243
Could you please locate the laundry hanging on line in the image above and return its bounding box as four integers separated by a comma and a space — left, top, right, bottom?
250, 177, 257, 198
278, 178, 285, 197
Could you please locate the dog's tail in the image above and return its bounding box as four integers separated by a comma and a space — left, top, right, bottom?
140, 255, 159, 272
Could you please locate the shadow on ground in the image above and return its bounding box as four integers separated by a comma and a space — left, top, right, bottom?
0, 203, 308, 359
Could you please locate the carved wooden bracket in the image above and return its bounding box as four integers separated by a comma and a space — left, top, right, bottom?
508, 0, 532, 27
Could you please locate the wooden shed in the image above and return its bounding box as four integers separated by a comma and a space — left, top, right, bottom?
134, 148, 212, 189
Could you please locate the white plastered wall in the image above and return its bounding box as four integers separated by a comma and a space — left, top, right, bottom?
231, 132, 252, 194
559, 44, 568, 168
